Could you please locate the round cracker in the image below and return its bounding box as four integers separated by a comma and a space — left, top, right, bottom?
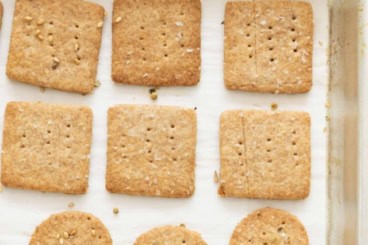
134, 225, 207, 245
230, 208, 308, 245
30, 211, 112, 245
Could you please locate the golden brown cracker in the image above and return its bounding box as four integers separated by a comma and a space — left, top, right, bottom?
112, 0, 201, 86
219, 110, 311, 199
6, 0, 105, 93
224, 1, 313, 93
1, 102, 93, 194
30, 211, 112, 245
135, 225, 207, 245
230, 208, 309, 245
106, 104, 197, 198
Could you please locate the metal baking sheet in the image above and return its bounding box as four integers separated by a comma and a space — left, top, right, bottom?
0, 0, 329, 244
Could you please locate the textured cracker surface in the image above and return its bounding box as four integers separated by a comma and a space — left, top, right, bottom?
29, 211, 112, 245
219, 110, 311, 199
7, 0, 105, 93
1, 102, 93, 194
230, 208, 308, 245
135, 225, 207, 245
106, 104, 197, 197
224, 1, 313, 93
112, 0, 201, 86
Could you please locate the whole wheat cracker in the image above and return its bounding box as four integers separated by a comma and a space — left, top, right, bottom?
29, 211, 112, 245
106, 104, 197, 198
230, 207, 309, 245
135, 225, 207, 245
218, 110, 311, 200
224, 1, 313, 93
6, 0, 105, 94
1, 102, 93, 194
112, 0, 201, 86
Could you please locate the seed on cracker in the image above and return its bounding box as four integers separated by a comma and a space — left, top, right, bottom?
271, 103, 278, 110
97, 21, 104, 28
115, 16, 122, 23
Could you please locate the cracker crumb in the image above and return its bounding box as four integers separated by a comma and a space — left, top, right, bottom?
326, 116, 330, 121
40, 87, 46, 93
149, 88, 158, 100
97, 21, 104, 28
115, 16, 122, 23
104, 11, 108, 17
325, 101, 331, 108
214, 171, 219, 183
194, 107, 197, 110
94, 80, 101, 87
271, 103, 278, 110
113, 208, 119, 215
221, 20, 225, 25
68, 202, 75, 208
180, 223, 186, 228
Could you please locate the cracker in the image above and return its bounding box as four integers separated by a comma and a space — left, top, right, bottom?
224, 1, 313, 93
134, 225, 207, 245
230, 207, 308, 245
1, 102, 93, 194
29, 211, 112, 245
218, 110, 310, 199
112, 0, 201, 86
6, 0, 105, 93
106, 104, 196, 198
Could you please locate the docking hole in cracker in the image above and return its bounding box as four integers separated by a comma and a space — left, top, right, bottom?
224, 1, 313, 93
6, 0, 105, 93
1, 102, 93, 194
112, 0, 201, 86
218, 110, 311, 200
106, 104, 197, 198
230, 208, 308, 245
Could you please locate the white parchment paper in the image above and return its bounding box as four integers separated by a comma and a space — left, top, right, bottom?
0, 0, 328, 244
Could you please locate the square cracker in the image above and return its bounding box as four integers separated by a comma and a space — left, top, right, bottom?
218, 110, 311, 199
6, 0, 105, 93
224, 1, 313, 93
106, 105, 197, 197
112, 0, 201, 86
1, 102, 93, 194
